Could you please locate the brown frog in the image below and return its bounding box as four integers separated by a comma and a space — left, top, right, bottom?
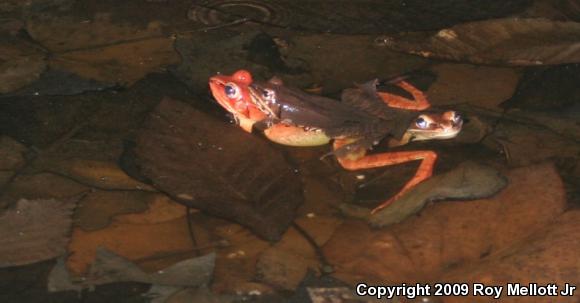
209, 70, 462, 213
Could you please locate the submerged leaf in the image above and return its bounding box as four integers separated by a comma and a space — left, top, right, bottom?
441, 210, 580, 303
369, 161, 508, 227
324, 163, 567, 285
381, 18, 580, 66
0, 198, 76, 267
135, 98, 303, 241
49, 247, 215, 292
0, 38, 46, 94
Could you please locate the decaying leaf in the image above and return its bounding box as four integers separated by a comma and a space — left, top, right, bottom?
187, 0, 527, 35
380, 18, 580, 66
369, 161, 507, 227
211, 224, 270, 294
49, 158, 155, 191
49, 247, 215, 292
0, 38, 46, 94
484, 118, 580, 167
0, 135, 27, 171
26, 14, 163, 52
324, 163, 567, 285
426, 64, 520, 109
74, 190, 152, 231
26, 14, 178, 85
135, 98, 304, 241
7, 69, 116, 96
442, 210, 580, 303
0, 198, 76, 267
502, 64, 580, 111
66, 213, 194, 275
256, 248, 309, 291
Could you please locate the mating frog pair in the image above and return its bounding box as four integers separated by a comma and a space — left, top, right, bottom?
209, 70, 462, 214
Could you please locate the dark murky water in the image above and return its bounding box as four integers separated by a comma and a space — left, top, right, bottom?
0, 1, 579, 302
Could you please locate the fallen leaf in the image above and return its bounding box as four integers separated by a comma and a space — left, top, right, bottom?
381, 18, 580, 66
256, 248, 309, 290
0, 198, 76, 267
135, 98, 304, 241
26, 14, 163, 52
49, 247, 215, 291
369, 161, 507, 227
66, 216, 194, 275
485, 120, 580, 166
324, 163, 566, 285
115, 194, 188, 224
442, 210, 580, 303
502, 64, 580, 111
187, 1, 526, 34
26, 14, 178, 85
211, 224, 269, 294
427, 64, 520, 109
51, 158, 155, 191
0, 135, 27, 170
0, 39, 46, 93
51, 37, 177, 85
74, 190, 151, 231
7, 69, 116, 96
3, 173, 88, 203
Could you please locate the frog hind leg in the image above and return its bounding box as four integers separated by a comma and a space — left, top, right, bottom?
333, 139, 437, 214
377, 81, 431, 111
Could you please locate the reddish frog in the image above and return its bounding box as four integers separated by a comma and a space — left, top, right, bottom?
209, 70, 462, 214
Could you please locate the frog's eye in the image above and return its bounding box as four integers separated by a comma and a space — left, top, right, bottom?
262, 89, 275, 100
452, 112, 462, 124
415, 116, 429, 129
224, 83, 240, 99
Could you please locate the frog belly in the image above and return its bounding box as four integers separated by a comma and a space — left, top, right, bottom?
264, 124, 330, 146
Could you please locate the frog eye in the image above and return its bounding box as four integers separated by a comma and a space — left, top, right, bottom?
262, 89, 275, 100
415, 116, 429, 129
224, 83, 240, 99
452, 112, 462, 124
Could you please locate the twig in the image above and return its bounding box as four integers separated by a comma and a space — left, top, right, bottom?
292, 221, 334, 275
186, 206, 201, 257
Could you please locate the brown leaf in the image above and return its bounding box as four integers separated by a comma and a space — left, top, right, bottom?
0, 39, 46, 93
50, 248, 215, 292
0, 136, 27, 171
256, 248, 309, 290
74, 190, 152, 231
211, 224, 269, 294
442, 210, 580, 303
382, 18, 580, 66
427, 64, 520, 110
135, 98, 304, 241
49, 159, 155, 191
27, 14, 178, 85
66, 214, 195, 275
0, 198, 76, 267
369, 161, 507, 227
323, 163, 566, 285
51, 37, 177, 85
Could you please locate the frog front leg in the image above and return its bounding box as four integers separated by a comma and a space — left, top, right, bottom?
333, 139, 437, 214
378, 81, 431, 111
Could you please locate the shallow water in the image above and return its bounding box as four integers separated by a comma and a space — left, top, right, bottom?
0, 1, 579, 302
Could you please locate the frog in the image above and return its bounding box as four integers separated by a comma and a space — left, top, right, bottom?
209, 70, 463, 214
